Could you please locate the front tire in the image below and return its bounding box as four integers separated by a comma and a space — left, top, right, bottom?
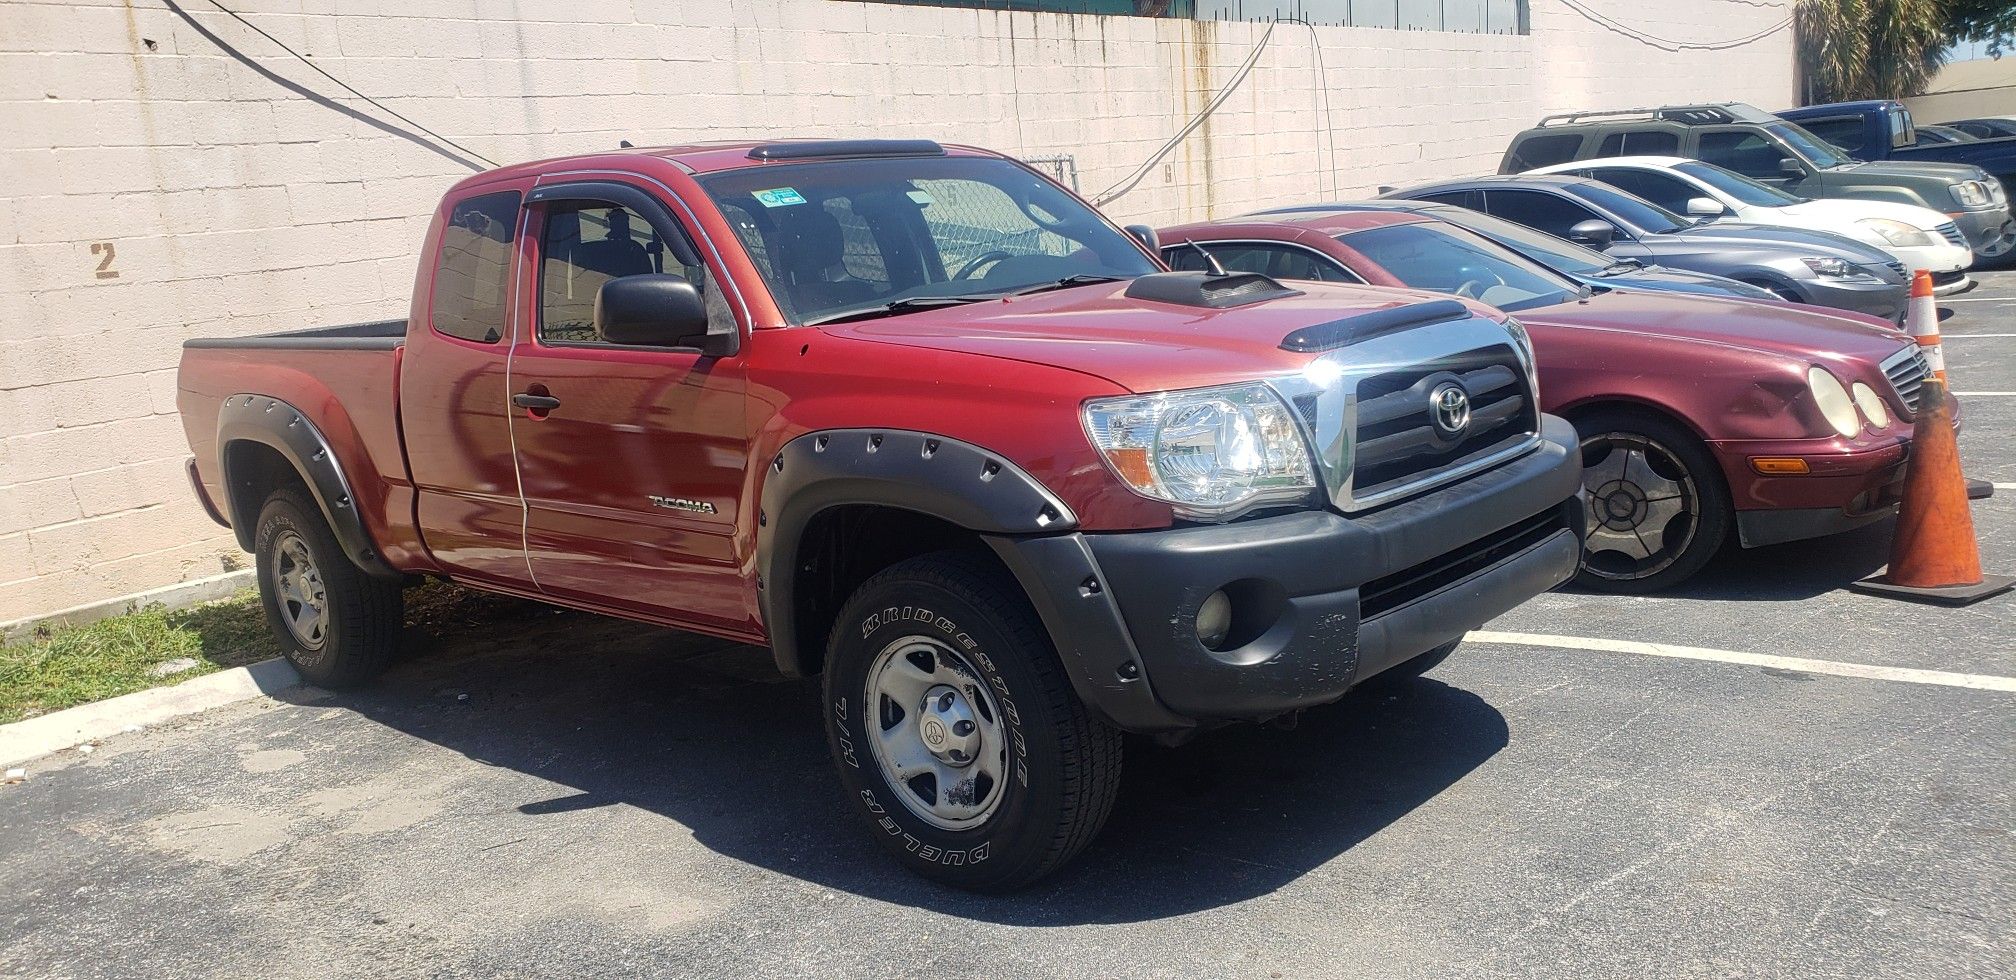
253, 488, 403, 688
821, 551, 1121, 892
1572, 411, 1732, 593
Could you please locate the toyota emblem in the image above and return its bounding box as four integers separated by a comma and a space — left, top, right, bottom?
1430, 382, 1471, 437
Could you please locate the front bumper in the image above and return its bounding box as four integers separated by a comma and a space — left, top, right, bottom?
1715, 400, 1960, 548
1792, 275, 1908, 324
990, 415, 1584, 732
1887, 242, 1971, 276
1952, 206, 2016, 259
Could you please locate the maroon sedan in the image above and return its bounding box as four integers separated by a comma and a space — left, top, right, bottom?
1160, 210, 1939, 592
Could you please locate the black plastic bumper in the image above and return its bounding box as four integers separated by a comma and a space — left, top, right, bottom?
989, 414, 1585, 733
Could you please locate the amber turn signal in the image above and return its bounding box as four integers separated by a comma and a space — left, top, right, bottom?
1751, 457, 1811, 475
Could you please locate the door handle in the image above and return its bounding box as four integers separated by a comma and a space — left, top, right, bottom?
513, 393, 562, 411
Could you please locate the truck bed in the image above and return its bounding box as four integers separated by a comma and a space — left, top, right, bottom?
182, 319, 408, 350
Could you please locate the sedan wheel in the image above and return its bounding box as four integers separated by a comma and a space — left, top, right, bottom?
1573, 413, 1731, 593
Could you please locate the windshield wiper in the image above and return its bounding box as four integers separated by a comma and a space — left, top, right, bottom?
1002, 274, 1130, 297
1595, 259, 1644, 277
804, 294, 997, 326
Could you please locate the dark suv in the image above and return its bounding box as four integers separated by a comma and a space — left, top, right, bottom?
1501, 103, 2015, 261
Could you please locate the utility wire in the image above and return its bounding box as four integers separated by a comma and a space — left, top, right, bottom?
1279, 18, 1340, 202
1094, 21, 1276, 206
1553, 0, 1792, 52
198, 0, 499, 168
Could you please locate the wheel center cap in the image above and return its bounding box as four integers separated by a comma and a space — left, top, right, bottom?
1594, 479, 1649, 530
918, 684, 981, 767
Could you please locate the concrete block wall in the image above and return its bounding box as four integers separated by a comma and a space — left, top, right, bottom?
0, 0, 1793, 624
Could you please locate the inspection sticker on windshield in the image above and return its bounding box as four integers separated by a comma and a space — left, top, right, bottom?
753, 187, 807, 208
907, 189, 934, 205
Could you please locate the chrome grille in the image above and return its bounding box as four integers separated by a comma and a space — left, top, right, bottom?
1352, 352, 1536, 498
1880, 259, 1908, 281
1882, 344, 1932, 416
1937, 222, 1968, 247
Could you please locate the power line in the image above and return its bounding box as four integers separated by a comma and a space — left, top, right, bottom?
196, 0, 499, 169
1553, 0, 1792, 52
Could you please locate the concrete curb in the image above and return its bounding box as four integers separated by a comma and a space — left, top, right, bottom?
0, 569, 257, 643
0, 657, 302, 769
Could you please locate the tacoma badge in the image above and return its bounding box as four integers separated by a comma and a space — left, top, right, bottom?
648, 495, 718, 514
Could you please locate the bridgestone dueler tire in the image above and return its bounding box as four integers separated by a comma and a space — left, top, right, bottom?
253, 489, 403, 688
821, 551, 1122, 892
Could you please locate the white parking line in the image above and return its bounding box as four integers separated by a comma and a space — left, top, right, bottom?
1939, 297, 2012, 303
1469, 631, 2016, 692
1953, 391, 2016, 396
1938, 333, 2016, 337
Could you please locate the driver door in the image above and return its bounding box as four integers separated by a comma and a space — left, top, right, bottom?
507, 181, 756, 635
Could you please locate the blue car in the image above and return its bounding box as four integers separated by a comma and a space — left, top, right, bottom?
1255, 199, 1783, 303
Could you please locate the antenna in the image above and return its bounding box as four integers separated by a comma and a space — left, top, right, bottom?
619, 139, 635, 149
1184, 239, 1227, 276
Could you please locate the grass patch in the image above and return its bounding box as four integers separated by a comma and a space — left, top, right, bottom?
0, 590, 282, 725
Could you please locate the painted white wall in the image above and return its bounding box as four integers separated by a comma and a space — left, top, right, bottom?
0, 0, 1793, 623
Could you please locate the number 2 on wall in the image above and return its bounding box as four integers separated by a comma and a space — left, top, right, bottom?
90, 242, 119, 280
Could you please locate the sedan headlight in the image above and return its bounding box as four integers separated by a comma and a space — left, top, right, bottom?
1800, 257, 1857, 278
1807, 367, 1862, 437
1083, 383, 1317, 519
1953, 180, 1992, 208
1856, 218, 1938, 248
1851, 382, 1891, 429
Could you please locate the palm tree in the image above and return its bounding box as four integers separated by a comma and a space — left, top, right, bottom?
1797, 0, 1951, 103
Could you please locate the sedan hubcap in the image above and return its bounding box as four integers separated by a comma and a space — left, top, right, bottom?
1581, 432, 1698, 581
864, 637, 1007, 830
270, 531, 328, 649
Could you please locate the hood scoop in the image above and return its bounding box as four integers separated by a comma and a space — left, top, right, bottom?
1124, 271, 1302, 310
1278, 299, 1472, 353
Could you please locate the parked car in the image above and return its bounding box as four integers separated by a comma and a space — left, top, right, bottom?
1523, 155, 1974, 292
1915, 125, 1979, 145
1500, 103, 2016, 261
1158, 208, 1942, 591
1379, 174, 1912, 321
1778, 100, 2016, 201
1259, 199, 1783, 302
1944, 117, 2016, 140
176, 139, 1585, 890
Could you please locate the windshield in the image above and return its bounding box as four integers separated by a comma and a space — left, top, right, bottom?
697, 156, 1156, 324
1420, 206, 1614, 276
1341, 222, 1578, 312
1672, 161, 1803, 206
1560, 182, 1690, 235
1771, 122, 1856, 168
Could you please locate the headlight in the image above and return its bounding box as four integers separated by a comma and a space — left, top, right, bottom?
1953, 180, 1991, 208
1800, 257, 1855, 278
1807, 367, 1862, 437
1856, 218, 1937, 248
1851, 382, 1891, 429
1083, 383, 1316, 520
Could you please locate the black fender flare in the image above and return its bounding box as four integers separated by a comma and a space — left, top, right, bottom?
756, 428, 1077, 676
216, 394, 401, 580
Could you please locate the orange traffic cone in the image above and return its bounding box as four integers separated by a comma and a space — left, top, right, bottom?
1851, 376, 2013, 604
1903, 269, 1946, 382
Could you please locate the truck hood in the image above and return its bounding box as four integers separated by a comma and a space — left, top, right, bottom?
1840, 159, 1990, 184
816, 280, 1496, 393
1524, 287, 1909, 363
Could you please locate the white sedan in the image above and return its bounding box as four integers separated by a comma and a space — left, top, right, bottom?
1528, 155, 1974, 294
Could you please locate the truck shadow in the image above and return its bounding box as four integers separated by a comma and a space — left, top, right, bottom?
323, 593, 1507, 925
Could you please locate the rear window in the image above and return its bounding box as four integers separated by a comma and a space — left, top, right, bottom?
1797, 116, 1866, 155
431, 191, 520, 344
1507, 133, 1584, 171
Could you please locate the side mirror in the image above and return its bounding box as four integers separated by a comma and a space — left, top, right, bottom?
1567, 219, 1617, 247
1685, 196, 1727, 217
1779, 157, 1805, 177
594, 273, 737, 357
1124, 224, 1160, 253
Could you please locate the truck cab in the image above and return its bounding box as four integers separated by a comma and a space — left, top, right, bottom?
177, 140, 1584, 890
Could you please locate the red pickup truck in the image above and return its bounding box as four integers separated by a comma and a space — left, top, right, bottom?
178, 140, 1584, 889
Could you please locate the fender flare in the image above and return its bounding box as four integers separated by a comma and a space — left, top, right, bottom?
216, 394, 401, 580
755, 428, 1077, 676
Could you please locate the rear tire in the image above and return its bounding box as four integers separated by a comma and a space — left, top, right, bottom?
253, 489, 403, 688
821, 551, 1122, 892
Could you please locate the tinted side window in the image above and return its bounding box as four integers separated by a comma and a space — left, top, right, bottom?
1163, 243, 1358, 283
1588, 168, 1696, 213
1507, 133, 1584, 171
1598, 129, 1680, 156
538, 201, 728, 346
1413, 190, 1481, 210
1698, 131, 1784, 179
1479, 189, 1600, 238
1798, 116, 1865, 154
431, 191, 520, 343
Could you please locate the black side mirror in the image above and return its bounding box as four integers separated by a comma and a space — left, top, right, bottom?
1779, 157, 1805, 177
1124, 224, 1160, 253
1567, 219, 1617, 247
594, 273, 737, 356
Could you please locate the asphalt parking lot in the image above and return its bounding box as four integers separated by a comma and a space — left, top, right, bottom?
4, 279, 2014, 980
